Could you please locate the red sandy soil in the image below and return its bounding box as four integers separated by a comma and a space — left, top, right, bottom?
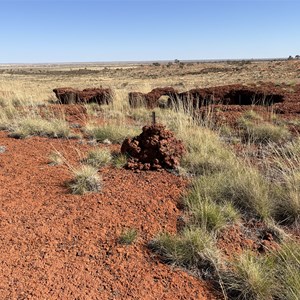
0, 132, 217, 300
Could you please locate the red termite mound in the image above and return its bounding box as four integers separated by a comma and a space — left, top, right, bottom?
53, 87, 113, 105
121, 124, 185, 170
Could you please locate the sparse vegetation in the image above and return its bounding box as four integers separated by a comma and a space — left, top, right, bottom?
221, 251, 277, 299
238, 118, 290, 144
149, 227, 219, 275
9, 116, 71, 139
0, 60, 299, 299
272, 241, 300, 300
186, 197, 240, 232
68, 165, 102, 195
84, 148, 112, 168
112, 152, 128, 169
48, 150, 64, 166
85, 123, 139, 143
119, 228, 138, 245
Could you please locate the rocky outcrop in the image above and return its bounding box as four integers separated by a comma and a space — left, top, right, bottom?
53, 87, 80, 104
53, 87, 113, 105
128, 87, 178, 109
170, 84, 284, 110
121, 124, 185, 170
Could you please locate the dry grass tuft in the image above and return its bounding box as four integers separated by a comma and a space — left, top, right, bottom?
68, 165, 102, 195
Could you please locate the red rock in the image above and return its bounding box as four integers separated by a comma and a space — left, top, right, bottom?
128, 87, 178, 109
170, 84, 284, 110
53, 87, 113, 104
53, 87, 80, 104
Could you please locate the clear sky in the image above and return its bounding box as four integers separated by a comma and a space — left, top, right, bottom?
0, 0, 299, 63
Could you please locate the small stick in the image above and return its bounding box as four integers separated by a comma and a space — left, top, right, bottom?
152, 111, 156, 125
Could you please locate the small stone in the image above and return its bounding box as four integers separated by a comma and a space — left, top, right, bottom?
102, 139, 112, 145
70, 123, 82, 129
0, 146, 7, 153
87, 139, 98, 146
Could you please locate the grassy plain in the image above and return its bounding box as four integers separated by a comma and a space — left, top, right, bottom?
0, 59, 299, 299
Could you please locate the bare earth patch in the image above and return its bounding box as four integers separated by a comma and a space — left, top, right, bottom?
0, 132, 216, 299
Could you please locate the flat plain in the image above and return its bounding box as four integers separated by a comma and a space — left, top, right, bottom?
0, 60, 299, 300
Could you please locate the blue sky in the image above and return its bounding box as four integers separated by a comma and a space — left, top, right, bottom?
0, 0, 299, 63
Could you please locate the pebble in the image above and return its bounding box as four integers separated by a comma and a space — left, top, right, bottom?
0, 146, 6, 153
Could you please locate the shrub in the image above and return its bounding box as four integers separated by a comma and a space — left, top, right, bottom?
84, 148, 112, 168
69, 165, 102, 195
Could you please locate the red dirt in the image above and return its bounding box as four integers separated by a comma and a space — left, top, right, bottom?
0, 132, 216, 299
121, 124, 185, 170
217, 221, 280, 259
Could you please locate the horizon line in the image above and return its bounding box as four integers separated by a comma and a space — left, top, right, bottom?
0, 57, 291, 66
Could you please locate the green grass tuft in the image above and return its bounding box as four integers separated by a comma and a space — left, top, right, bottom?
119, 228, 138, 245
149, 227, 219, 274
84, 148, 112, 168
221, 251, 277, 300
85, 123, 139, 144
